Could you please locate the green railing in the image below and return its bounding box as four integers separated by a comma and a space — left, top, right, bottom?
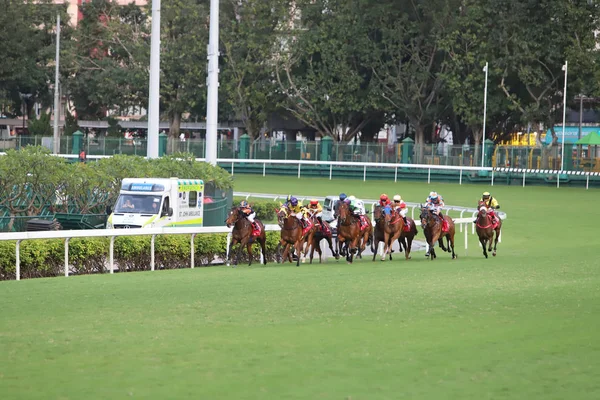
3, 136, 598, 172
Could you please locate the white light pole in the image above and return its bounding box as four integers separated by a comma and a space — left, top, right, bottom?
205, 0, 220, 165
53, 14, 61, 155
561, 61, 568, 171
147, 0, 161, 159
481, 61, 488, 168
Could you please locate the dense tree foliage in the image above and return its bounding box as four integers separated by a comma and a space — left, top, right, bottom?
2, 0, 599, 147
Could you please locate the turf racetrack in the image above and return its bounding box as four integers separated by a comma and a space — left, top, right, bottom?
1, 175, 599, 399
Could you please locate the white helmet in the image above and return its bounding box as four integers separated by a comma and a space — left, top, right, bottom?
393, 195, 401, 202
429, 191, 436, 197
348, 195, 356, 201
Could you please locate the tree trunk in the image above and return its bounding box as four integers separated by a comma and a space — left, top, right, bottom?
415, 124, 425, 164
473, 128, 483, 168
169, 111, 181, 154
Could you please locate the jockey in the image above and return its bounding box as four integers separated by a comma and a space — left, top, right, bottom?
307, 199, 323, 218
425, 191, 445, 219
392, 194, 408, 225
282, 194, 293, 208
240, 200, 258, 230
478, 191, 500, 223
347, 195, 364, 216
334, 193, 347, 217
379, 193, 393, 215
307, 199, 328, 232
288, 196, 310, 227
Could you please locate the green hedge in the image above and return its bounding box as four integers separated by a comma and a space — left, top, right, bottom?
0, 232, 284, 280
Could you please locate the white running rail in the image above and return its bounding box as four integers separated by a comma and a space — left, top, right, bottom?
1, 217, 488, 281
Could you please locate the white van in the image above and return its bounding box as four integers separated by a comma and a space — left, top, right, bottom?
322, 196, 339, 222
106, 178, 204, 229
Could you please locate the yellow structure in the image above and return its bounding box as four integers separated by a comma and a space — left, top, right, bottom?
498, 132, 543, 146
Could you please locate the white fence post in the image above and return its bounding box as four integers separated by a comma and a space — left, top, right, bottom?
329, 164, 332, 180
16, 240, 21, 281
363, 165, 366, 181
151, 234, 156, 271
394, 166, 398, 182
109, 236, 115, 273
64, 238, 70, 277
191, 233, 196, 268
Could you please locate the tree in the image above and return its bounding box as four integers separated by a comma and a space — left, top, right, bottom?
371, 0, 460, 162
64, 0, 149, 119
275, 0, 383, 142
0, 1, 68, 117
160, 0, 210, 153
220, 0, 290, 150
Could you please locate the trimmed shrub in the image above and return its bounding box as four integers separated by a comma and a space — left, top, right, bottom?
69, 237, 110, 274
114, 236, 152, 272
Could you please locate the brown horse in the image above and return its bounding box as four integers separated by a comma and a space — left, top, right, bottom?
419, 207, 457, 260
337, 202, 363, 263
397, 217, 418, 260
307, 214, 339, 263
475, 202, 502, 258
371, 205, 404, 261
275, 207, 315, 266
225, 206, 267, 266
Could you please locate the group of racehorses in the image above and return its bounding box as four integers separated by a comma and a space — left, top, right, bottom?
224, 199, 502, 266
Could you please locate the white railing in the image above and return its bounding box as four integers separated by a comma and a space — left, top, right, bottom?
1, 217, 489, 281
2, 153, 598, 188
218, 158, 600, 189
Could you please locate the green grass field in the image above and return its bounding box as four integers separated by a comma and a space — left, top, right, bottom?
1, 175, 599, 399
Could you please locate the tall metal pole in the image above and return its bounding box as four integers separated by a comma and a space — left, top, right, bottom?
481, 62, 488, 168
53, 14, 61, 155
561, 61, 568, 171
205, 0, 220, 165
147, 0, 161, 159
578, 95, 583, 140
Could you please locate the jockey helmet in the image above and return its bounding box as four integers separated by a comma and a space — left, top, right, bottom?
286, 194, 292, 202
310, 199, 319, 206
339, 193, 347, 201
482, 192, 491, 199
290, 197, 298, 206
380, 194, 389, 202
429, 191, 438, 200
240, 200, 249, 208
348, 195, 356, 201
393, 194, 402, 202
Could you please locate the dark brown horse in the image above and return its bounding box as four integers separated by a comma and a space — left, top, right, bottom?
475, 202, 502, 258
337, 202, 363, 263
419, 207, 457, 260
397, 217, 418, 260
307, 214, 338, 263
225, 206, 267, 266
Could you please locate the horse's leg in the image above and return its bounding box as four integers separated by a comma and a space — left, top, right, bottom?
449, 232, 457, 259
480, 235, 488, 258
316, 240, 323, 263
493, 227, 500, 256
295, 240, 302, 267
227, 238, 238, 266
430, 231, 441, 261
327, 236, 338, 260
309, 238, 316, 264
404, 235, 413, 260
260, 236, 267, 265
246, 242, 253, 266
235, 239, 247, 266
372, 235, 379, 261
381, 231, 390, 261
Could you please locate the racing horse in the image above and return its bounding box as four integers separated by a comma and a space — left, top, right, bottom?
225, 206, 267, 266
275, 206, 316, 266
372, 204, 403, 261
397, 216, 418, 260
337, 202, 368, 263
307, 214, 339, 263
475, 201, 502, 258
419, 206, 457, 260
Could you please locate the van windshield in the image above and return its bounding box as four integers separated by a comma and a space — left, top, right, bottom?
114, 194, 162, 214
